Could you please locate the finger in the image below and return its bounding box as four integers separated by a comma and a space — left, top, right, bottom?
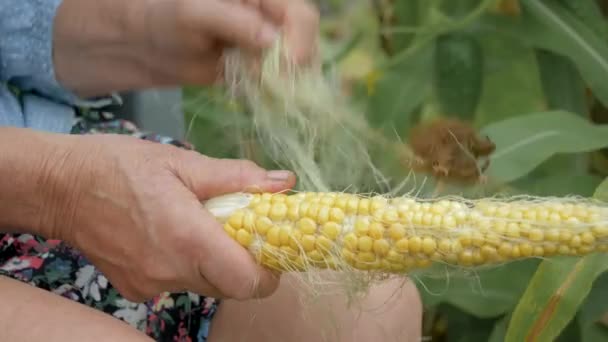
174, 152, 296, 199
185, 0, 279, 51
181, 198, 281, 300
258, 0, 320, 64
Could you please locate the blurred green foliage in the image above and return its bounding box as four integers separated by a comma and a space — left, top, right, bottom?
183, 0, 608, 340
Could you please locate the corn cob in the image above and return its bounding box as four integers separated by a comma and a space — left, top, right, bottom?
203, 192, 608, 274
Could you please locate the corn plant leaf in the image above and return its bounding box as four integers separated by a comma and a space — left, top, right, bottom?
480, 111, 608, 184
504, 177, 608, 342
415, 260, 539, 318
518, 0, 608, 108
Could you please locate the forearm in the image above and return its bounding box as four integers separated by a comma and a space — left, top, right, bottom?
53, 0, 152, 97
0, 276, 153, 342
0, 127, 80, 238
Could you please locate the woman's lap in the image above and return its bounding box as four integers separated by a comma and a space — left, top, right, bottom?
0, 111, 219, 342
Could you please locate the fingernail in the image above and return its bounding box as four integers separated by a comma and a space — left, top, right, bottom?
259, 24, 279, 46
266, 170, 292, 182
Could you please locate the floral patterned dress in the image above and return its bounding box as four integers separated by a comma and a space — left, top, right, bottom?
0, 110, 220, 342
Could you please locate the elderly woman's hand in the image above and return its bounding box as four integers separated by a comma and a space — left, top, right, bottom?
0, 128, 295, 302
53, 0, 319, 97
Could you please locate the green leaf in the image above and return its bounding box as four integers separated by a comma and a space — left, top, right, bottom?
504, 178, 608, 342
481, 111, 608, 184
519, 0, 608, 108
365, 43, 433, 138
535, 49, 588, 116
415, 260, 539, 318
488, 315, 509, 342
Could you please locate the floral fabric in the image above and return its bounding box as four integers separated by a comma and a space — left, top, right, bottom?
0, 111, 220, 341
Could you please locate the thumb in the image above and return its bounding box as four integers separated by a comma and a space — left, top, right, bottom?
173, 152, 297, 199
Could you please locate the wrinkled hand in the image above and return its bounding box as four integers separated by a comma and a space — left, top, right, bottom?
54, 0, 320, 96
45, 133, 296, 302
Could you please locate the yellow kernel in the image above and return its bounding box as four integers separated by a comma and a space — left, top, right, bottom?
545, 229, 560, 242
369, 222, 385, 239
422, 237, 437, 255
459, 250, 474, 265
413, 212, 423, 224
443, 215, 457, 229
597, 244, 608, 252
578, 245, 594, 254
485, 232, 501, 246
506, 223, 520, 238
301, 235, 316, 252
285, 195, 300, 207
431, 215, 443, 227
341, 248, 355, 262
581, 231, 596, 245
271, 194, 287, 203
592, 225, 608, 237
320, 196, 335, 206
549, 213, 561, 223
422, 213, 433, 225
543, 243, 557, 255
523, 210, 537, 220
373, 239, 390, 256
438, 239, 452, 253
358, 198, 371, 215
520, 243, 533, 257
353, 219, 369, 236
306, 203, 320, 219
358, 236, 374, 252
316, 236, 333, 252
472, 232, 485, 247
321, 222, 341, 240
395, 238, 409, 253
329, 208, 345, 223
371, 196, 388, 212
481, 245, 498, 259
386, 249, 404, 262
223, 224, 236, 239
473, 250, 485, 264
451, 241, 463, 254
346, 197, 359, 214
297, 217, 317, 234
498, 243, 513, 258
455, 210, 468, 224
289, 230, 302, 250
317, 206, 330, 224
560, 230, 573, 242
509, 211, 523, 220
287, 205, 300, 220
254, 202, 271, 216
280, 246, 297, 258
570, 235, 582, 248
494, 221, 507, 234
236, 229, 253, 247
533, 246, 544, 256
409, 237, 422, 253
511, 245, 521, 258
358, 252, 376, 263
269, 203, 288, 221
343, 233, 358, 251
558, 245, 571, 255
335, 195, 348, 210
267, 226, 281, 246
416, 259, 433, 268
279, 225, 293, 246
228, 210, 245, 229
261, 193, 273, 202
459, 231, 473, 246
243, 211, 256, 232
384, 209, 399, 224
529, 228, 544, 242
388, 224, 406, 240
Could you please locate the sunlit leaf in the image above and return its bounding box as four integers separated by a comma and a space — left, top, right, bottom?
504, 178, 608, 342
481, 111, 608, 183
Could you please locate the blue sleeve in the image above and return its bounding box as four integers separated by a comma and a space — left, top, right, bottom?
0, 0, 119, 108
